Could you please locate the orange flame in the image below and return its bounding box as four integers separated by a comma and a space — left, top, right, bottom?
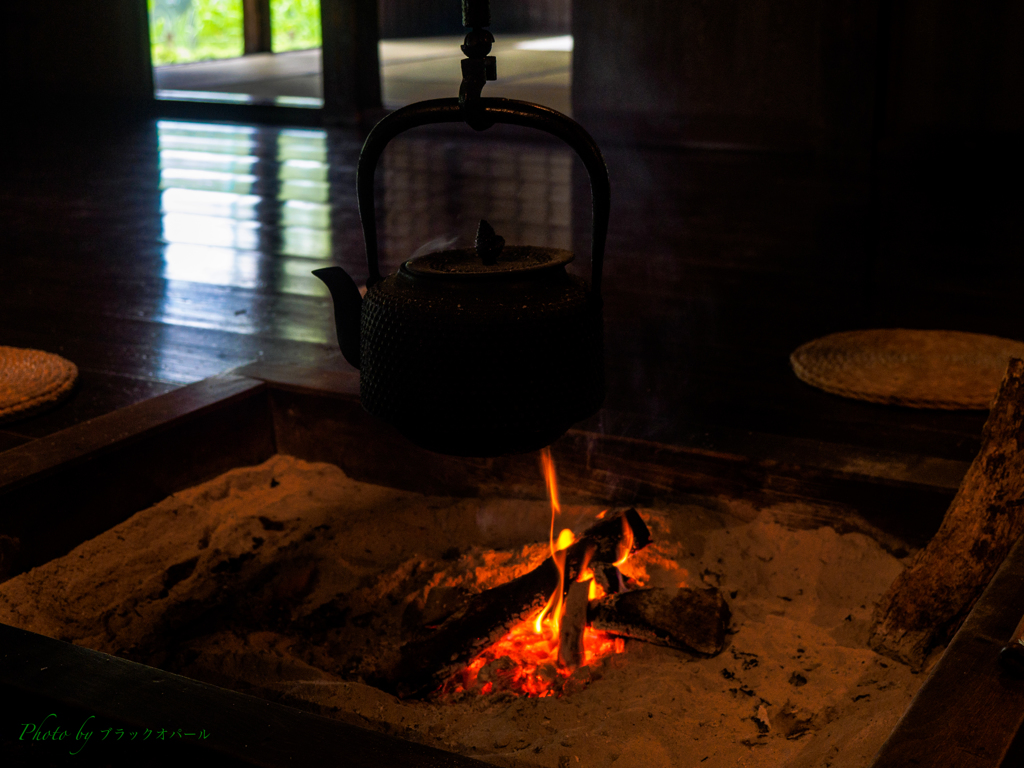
556, 528, 575, 550
442, 450, 632, 698
535, 448, 568, 636
576, 542, 607, 600
614, 514, 634, 566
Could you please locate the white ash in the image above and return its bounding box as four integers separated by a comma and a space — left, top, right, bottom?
0, 455, 922, 768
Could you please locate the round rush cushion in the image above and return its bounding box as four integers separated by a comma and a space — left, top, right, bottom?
0, 346, 78, 423
790, 329, 1024, 410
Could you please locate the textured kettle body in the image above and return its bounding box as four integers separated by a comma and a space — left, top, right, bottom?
358, 250, 603, 456
315, 88, 611, 457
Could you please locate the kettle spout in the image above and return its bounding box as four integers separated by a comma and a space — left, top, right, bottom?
312, 267, 363, 369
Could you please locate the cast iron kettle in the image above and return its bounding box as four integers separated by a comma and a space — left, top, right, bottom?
314, 0, 610, 457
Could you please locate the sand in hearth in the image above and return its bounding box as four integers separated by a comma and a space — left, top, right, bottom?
0, 455, 923, 768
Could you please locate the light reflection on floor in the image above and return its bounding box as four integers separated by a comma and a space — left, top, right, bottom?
155, 120, 335, 346
150, 114, 576, 362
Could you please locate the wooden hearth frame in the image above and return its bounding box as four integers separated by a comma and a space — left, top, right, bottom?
0, 363, 1018, 766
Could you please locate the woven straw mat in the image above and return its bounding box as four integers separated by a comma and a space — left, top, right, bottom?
790, 329, 1024, 410
0, 346, 78, 423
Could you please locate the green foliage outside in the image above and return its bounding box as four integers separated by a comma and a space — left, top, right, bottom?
149, 0, 321, 66
149, 0, 244, 66
271, 0, 322, 52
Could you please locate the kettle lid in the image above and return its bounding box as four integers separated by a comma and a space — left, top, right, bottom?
405, 245, 573, 278
404, 219, 573, 279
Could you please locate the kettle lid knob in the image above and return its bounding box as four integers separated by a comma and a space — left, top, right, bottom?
475, 220, 505, 265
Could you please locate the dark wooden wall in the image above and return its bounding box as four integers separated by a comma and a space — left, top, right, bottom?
882, 0, 1024, 137
1, 0, 381, 118
0, 0, 1018, 151
573, 0, 856, 150
2, 0, 153, 107
378, 0, 570, 39
572, 0, 1024, 153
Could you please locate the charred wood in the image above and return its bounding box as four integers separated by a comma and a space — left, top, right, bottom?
870, 358, 1024, 668
558, 579, 590, 670
588, 587, 731, 656
390, 509, 651, 698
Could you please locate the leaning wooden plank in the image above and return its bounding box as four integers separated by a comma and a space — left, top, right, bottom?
870, 529, 1024, 768
870, 358, 1024, 668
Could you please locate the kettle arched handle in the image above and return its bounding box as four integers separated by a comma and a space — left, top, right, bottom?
356, 97, 610, 300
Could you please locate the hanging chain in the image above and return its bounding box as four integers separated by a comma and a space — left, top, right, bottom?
459, 0, 497, 130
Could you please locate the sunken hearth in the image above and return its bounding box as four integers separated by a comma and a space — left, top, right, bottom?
0, 451, 922, 768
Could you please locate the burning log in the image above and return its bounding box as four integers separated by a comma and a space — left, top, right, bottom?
870, 358, 1024, 668
557, 579, 591, 669
390, 509, 651, 698
588, 587, 731, 656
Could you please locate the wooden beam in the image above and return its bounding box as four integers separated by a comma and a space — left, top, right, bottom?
870, 532, 1024, 768
0, 376, 274, 582
320, 0, 382, 120
243, 0, 273, 55
0, 622, 490, 768
259, 378, 961, 550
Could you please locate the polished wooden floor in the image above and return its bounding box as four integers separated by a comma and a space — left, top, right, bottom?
1, 111, 1020, 466
154, 36, 573, 114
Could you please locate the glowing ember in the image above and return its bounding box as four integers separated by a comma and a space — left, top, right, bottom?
440, 607, 626, 698
442, 449, 631, 698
